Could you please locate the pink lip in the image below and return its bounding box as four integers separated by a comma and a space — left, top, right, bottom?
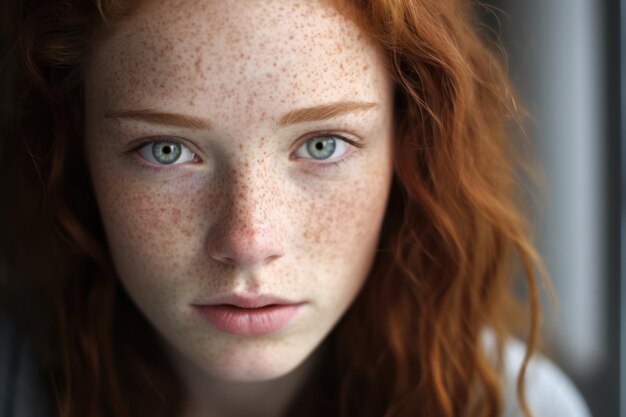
191, 293, 305, 336
195, 293, 302, 309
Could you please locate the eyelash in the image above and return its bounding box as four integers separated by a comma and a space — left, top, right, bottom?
128, 140, 198, 174
294, 130, 362, 173
128, 130, 362, 174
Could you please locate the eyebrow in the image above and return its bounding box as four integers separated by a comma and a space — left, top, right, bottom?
105, 109, 212, 130
105, 101, 378, 130
277, 101, 378, 127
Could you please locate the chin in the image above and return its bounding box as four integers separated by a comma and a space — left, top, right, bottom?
204, 355, 305, 382
158, 315, 329, 385
213, 368, 293, 383
199, 337, 324, 384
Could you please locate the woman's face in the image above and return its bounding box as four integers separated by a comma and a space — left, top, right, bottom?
85, 0, 393, 382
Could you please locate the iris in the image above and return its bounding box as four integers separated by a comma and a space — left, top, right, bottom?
152, 142, 182, 164
306, 137, 336, 160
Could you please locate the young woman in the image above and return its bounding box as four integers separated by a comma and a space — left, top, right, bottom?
0, 0, 592, 416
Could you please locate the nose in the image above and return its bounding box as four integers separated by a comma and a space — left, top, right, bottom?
207, 168, 286, 269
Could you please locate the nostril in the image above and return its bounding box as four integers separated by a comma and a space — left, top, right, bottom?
220, 256, 236, 265
265, 254, 281, 264
207, 249, 235, 265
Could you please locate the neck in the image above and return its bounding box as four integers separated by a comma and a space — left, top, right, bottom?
165, 342, 328, 417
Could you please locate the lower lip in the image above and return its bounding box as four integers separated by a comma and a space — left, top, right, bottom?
192, 303, 303, 336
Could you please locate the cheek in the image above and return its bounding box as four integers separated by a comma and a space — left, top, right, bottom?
297, 168, 392, 278
90, 166, 213, 280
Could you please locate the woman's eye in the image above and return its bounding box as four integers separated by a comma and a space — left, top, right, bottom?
294, 135, 350, 161
136, 140, 197, 165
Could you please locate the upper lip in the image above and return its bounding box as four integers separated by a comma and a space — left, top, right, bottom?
193, 293, 303, 308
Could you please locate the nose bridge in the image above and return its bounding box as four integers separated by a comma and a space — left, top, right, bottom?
228, 161, 275, 225
208, 159, 286, 268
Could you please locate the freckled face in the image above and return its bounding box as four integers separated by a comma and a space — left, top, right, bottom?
85, 0, 393, 382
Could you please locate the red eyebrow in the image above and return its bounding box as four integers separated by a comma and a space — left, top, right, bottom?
105, 101, 378, 129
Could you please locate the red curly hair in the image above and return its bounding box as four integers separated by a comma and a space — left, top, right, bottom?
0, 0, 550, 416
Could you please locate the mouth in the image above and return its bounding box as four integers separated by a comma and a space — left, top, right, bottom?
192, 303, 304, 336
191, 292, 306, 336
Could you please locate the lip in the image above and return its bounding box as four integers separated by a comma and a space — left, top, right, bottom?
195, 293, 303, 309
191, 293, 305, 336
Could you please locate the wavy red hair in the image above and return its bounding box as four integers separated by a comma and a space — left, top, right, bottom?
0, 1, 550, 416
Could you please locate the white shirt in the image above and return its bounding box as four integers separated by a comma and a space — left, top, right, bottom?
482, 328, 593, 417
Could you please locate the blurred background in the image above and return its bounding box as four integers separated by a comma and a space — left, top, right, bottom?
481, 0, 623, 416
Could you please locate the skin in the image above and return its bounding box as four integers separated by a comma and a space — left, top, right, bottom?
84, 0, 394, 416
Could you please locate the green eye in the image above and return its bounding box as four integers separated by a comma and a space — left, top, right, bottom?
306, 137, 336, 160
152, 141, 182, 164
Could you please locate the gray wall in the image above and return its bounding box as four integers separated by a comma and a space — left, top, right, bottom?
483, 1, 622, 416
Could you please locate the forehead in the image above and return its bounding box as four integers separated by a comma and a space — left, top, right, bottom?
87, 0, 389, 126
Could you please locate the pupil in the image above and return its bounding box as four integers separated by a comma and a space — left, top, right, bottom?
153, 142, 181, 164
306, 136, 335, 160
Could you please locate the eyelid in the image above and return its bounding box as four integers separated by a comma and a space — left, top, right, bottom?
126, 136, 202, 154
129, 137, 200, 167
291, 130, 363, 157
